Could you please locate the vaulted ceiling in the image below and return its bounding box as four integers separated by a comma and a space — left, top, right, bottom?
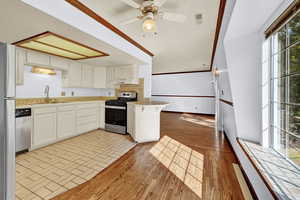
78, 0, 220, 73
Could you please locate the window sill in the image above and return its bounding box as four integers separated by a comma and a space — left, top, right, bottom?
237, 139, 300, 200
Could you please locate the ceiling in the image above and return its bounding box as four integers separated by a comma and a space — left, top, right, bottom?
225, 0, 284, 41
78, 0, 220, 73
0, 0, 144, 67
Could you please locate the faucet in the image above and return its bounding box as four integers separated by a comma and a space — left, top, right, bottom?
44, 85, 50, 102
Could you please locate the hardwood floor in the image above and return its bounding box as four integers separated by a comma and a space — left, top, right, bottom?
51, 112, 244, 200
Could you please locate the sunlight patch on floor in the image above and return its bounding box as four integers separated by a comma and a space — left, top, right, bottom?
149, 136, 204, 197
180, 115, 215, 128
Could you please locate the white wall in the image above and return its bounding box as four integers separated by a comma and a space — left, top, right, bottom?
224, 32, 262, 143
151, 72, 215, 114
16, 66, 114, 98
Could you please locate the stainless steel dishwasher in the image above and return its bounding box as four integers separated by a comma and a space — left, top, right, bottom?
15, 108, 32, 153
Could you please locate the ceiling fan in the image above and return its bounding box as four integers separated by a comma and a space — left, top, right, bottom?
120, 0, 187, 33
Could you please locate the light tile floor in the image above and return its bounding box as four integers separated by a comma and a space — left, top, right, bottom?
16, 130, 136, 200
149, 136, 204, 197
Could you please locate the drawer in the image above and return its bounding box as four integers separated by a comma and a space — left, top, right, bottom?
57, 105, 75, 112
76, 103, 99, 110
77, 109, 97, 117
77, 115, 97, 125
33, 107, 56, 114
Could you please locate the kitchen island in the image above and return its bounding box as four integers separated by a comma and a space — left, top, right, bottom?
127, 101, 169, 143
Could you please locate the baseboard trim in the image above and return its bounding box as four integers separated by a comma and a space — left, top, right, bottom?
233, 163, 254, 200
162, 110, 215, 117
222, 131, 258, 200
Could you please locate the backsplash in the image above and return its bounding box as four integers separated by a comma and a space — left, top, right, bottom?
116, 78, 144, 101
16, 66, 115, 98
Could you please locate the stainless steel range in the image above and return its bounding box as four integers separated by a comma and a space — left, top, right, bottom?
105, 92, 137, 134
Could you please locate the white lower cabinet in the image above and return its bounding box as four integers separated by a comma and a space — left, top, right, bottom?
31, 101, 105, 150
98, 102, 105, 129
32, 108, 57, 149
76, 107, 98, 134
57, 108, 76, 139
127, 103, 135, 136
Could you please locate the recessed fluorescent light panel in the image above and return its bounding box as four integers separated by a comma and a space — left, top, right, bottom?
13, 31, 109, 60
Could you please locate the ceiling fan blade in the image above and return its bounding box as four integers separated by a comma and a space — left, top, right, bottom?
120, 17, 140, 26
121, 0, 141, 9
162, 12, 187, 23
154, 0, 168, 7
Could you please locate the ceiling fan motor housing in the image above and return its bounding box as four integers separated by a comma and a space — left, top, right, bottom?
141, 0, 159, 16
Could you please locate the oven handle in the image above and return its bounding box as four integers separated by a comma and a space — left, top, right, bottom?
105, 106, 126, 110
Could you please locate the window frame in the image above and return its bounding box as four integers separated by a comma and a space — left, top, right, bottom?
268, 9, 300, 168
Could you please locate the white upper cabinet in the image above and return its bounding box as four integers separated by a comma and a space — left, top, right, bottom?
66, 62, 82, 88
16, 48, 25, 85
94, 67, 106, 88
106, 65, 139, 88
17, 48, 141, 89
63, 63, 96, 88
81, 65, 94, 88
50, 56, 69, 71
106, 67, 118, 88
117, 65, 139, 84
26, 51, 50, 66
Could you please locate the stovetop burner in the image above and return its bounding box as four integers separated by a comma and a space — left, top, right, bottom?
105, 92, 137, 107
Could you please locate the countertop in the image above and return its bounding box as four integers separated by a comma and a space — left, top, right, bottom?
16, 104, 32, 109
127, 101, 169, 106
16, 100, 106, 109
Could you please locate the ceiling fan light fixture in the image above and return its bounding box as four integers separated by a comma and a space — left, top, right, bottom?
143, 18, 156, 32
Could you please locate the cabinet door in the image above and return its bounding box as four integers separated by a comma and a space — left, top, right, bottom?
106, 67, 118, 88
26, 51, 50, 66
98, 103, 105, 129
127, 104, 135, 136
68, 62, 82, 87
117, 65, 139, 84
33, 112, 56, 148
16, 49, 25, 85
76, 107, 98, 134
116, 66, 128, 84
81, 65, 94, 88
50, 56, 69, 71
94, 67, 106, 88
57, 110, 76, 139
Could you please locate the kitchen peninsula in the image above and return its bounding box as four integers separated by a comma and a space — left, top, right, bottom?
127, 100, 169, 143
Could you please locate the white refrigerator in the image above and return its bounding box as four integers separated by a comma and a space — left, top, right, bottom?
0, 43, 16, 200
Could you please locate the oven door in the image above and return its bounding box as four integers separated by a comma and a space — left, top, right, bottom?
105, 106, 127, 134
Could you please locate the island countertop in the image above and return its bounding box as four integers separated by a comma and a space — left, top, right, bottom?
127, 101, 169, 106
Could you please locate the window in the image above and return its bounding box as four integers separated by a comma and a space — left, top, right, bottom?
268, 11, 300, 167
